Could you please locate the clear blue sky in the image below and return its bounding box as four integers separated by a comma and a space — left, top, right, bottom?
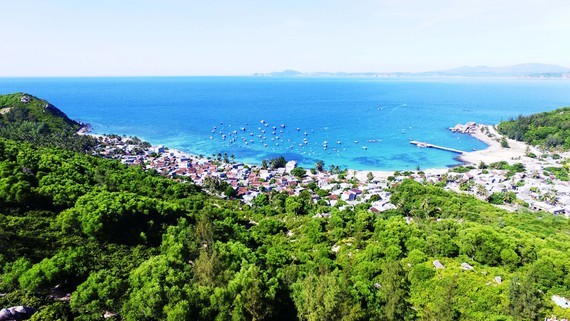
2, 0, 570, 76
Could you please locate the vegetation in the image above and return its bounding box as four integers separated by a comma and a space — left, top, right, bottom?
2, 136, 570, 319
0, 93, 97, 152
498, 107, 570, 149
2, 93, 570, 320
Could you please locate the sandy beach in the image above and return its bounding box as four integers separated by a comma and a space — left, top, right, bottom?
459, 124, 538, 165
354, 123, 546, 181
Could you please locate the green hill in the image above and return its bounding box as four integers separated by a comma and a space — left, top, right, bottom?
497, 107, 570, 149
1, 93, 570, 320
0, 93, 96, 152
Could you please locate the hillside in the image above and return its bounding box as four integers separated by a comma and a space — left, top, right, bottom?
497, 107, 570, 149
0, 93, 96, 152
1, 93, 570, 320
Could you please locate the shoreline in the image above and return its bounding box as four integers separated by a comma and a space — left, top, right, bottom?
81, 122, 541, 181
458, 124, 540, 166
84, 123, 570, 215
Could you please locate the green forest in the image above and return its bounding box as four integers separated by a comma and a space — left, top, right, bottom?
497, 107, 570, 149
2, 93, 570, 320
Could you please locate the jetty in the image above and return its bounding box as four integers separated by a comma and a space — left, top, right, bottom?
410, 140, 467, 154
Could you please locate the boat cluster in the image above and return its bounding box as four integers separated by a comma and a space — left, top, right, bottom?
207, 119, 377, 157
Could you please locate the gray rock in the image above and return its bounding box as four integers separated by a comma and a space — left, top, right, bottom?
0, 306, 35, 321
494, 276, 502, 284
461, 262, 474, 271
433, 260, 445, 269
0, 309, 15, 321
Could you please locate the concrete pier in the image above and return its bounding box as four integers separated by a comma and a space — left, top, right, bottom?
409, 140, 467, 154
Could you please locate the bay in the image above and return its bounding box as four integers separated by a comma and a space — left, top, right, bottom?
1, 76, 570, 170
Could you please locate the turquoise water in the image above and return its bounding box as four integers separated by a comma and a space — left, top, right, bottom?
1, 77, 570, 170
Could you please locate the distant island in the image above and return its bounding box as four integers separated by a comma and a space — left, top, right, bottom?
255, 63, 570, 79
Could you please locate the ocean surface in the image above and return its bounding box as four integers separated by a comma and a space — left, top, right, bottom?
2, 77, 570, 170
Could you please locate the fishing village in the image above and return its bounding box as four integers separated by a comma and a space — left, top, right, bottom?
90, 122, 570, 217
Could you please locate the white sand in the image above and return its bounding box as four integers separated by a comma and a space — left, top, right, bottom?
459, 124, 537, 166
351, 123, 544, 182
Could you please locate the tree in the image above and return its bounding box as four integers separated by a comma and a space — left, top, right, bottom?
71, 270, 126, 316
315, 160, 324, 172
508, 273, 543, 321
379, 261, 414, 321
291, 271, 358, 321
270, 156, 286, 169
291, 166, 306, 179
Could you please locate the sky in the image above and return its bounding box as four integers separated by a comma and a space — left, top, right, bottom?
1, 0, 570, 76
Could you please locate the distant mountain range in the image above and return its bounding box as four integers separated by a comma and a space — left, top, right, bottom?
255, 63, 570, 78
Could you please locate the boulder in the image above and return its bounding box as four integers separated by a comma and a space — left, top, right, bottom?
0, 306, 35, 321
433, 260, 445, 269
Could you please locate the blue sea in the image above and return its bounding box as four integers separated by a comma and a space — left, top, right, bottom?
1, 77, 570, 170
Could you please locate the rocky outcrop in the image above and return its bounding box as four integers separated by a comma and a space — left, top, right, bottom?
0, 306, 35, 321
449, 122, 477, 133
433, 260, 445, 269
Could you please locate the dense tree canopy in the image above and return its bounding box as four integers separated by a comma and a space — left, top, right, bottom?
1, 137, 570, 320
498, 107, 570, 149
1, 93, 570, 320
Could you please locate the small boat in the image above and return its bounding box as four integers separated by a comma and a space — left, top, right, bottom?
362, 146, 367, 150
280, 124, 286, 128
337, 141, 342, 144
